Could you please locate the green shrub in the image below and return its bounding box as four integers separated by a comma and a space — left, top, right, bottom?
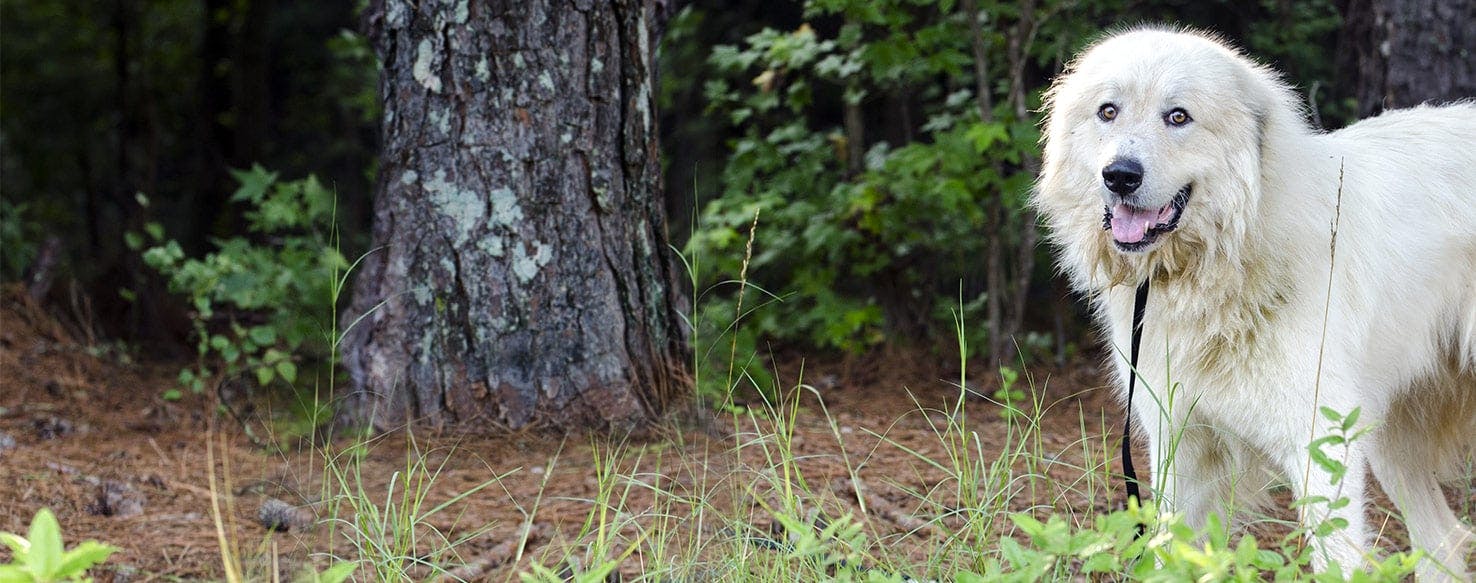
136, 165, 349, 393
0, 508, 118, 583
686, 0, 1051, 400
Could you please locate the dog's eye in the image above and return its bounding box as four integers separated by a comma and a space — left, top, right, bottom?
1166, 108, 1192, 126
1097, 103, 1118, 122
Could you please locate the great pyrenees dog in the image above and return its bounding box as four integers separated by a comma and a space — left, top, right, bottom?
1034, 28, 1476, 578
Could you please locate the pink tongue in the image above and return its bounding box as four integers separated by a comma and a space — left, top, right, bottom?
1110, 203, 1160, 243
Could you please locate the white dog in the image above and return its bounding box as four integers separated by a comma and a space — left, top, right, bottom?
1034, 27, 1476, 579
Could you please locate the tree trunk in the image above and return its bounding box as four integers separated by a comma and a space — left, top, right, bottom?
1339, 0, 1475, 117
343, 0, 690, 433
1004, 0, 1040, 364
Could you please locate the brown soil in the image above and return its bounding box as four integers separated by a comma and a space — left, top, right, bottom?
1, 290, 1469, 581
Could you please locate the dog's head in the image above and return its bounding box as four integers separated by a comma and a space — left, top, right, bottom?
1034, 27, 1300, 287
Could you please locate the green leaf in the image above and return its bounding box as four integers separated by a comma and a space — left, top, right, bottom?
25, 509, 62, 578
0, 564, 34, 583
0, 531, 30, 557
55, 540, 117, 579
311, 562, 357, 583
161, 389, 183, 402
248, 326, 277, 346
966, 122, 1009, 153
229, 165, 278, 204
255, 366, 275, 387
1080, 551, 1120, 573
144, 222, 165, 242
123, 231, 144, 251
276, 360, 298, 385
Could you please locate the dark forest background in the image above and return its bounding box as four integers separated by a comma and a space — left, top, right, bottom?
2, 0, 1469, 395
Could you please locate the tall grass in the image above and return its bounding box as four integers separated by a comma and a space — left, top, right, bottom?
494, 227, 1428, 580
208, 189, 1435, 583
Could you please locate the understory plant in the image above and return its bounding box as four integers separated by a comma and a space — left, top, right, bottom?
690, 1, 1040, 360
135, 165, 349, 394
0, 508, 117, 583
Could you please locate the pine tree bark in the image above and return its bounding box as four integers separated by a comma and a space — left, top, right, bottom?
343, 0, 690, 432
1338, 0, 1475, 117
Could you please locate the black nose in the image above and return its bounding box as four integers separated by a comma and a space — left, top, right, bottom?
1102, 159, 1144, 195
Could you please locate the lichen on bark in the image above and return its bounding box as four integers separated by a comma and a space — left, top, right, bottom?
343, 0, 689, 433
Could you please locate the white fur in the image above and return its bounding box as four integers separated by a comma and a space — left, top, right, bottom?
1034, 27, 1476, 579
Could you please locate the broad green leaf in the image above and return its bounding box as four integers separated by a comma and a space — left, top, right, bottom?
276, 360, 298, 385
248, 326, 276, 346
311, 561, 357, 583
55, 540, 117, 579
0, 564, 34, 583
229, 165, 278, 204
25, 510, 62, 579
0, 531, 29, 556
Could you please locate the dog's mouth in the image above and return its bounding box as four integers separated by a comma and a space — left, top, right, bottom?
1102, 185, 1192, 252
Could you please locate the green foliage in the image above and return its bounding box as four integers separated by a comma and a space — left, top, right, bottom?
293, 561, 356, 583
0, 197, 38, 281
687, 0, 1053, 390
1241, 0, 1354, 127
965, 501, 1418, 581
1306, 406, 1370, 487
992, 366, 1026, 420
0, 508, 117, 583
767, 512, 903, 582
139, 165, 348, 392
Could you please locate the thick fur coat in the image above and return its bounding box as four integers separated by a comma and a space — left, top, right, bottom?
1033, 28, 1476, 579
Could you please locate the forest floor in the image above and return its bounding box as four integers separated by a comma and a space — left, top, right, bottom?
2, 290, 1471, 582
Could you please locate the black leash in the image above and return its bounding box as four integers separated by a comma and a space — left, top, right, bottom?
1122, 277, 1150, 534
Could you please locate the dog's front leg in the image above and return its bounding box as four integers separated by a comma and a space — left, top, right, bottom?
1145, 418, 1231, 534
1283, 442, 1371, 573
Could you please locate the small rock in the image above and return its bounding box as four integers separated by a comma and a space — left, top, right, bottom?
88, 480, 146, 518
106, 563, 138, 583
257, 497, 313, 532
0, 431, 15, 454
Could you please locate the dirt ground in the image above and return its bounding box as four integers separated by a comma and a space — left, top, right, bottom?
1, 291, 1470, 581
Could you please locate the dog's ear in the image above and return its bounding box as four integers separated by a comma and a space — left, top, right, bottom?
1231, 61, 1303, 203
1241, 60, 1305, 162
